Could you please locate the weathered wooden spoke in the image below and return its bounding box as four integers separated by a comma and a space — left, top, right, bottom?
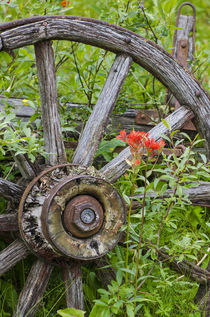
133, 182, 210, 207
72, 54, 132, 166
13, 259, 53, 317
0, 15, 209, 316
101, 106, 194, 182
62, 263, 84, 310
0, 177, 23, 203
34, 40, 67, 165
0, 239, 29, 276
13, 153, 36, 179
0, 213, 18, 231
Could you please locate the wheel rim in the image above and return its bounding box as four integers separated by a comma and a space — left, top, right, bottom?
0, 15, 209, 316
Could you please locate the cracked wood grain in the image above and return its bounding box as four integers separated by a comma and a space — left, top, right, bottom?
34, 40, 66, 165
72, 54, 132, 166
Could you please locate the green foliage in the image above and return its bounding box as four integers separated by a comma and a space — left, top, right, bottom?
57, 308, 85, 317
0, 1, 209, 316
90, 131, 210, 316
95, 138, 125, 162
0, 110, 45, 162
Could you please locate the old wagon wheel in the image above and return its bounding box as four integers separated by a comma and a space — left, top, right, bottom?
0, 16, 209, 316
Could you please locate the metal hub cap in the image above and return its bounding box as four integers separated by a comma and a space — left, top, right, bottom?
18, 165, 126, 262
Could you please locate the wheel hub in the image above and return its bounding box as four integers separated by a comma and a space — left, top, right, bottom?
63, 195, 104, 238
18, 164, 125, 263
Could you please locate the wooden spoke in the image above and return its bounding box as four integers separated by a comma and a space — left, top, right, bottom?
62, 263, 84, 310
0, 213, 18, 231
72, 54, 132, 166
95, 257, 116, 288
0, 239, 29, 276
0, 178, 23, 203
13, 259, 53, 317
13, 154, 36, 179
101, 106, 194, 182
34, 40, 66, 165
133, 182, 210, 207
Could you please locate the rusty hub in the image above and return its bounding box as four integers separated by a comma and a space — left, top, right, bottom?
63, 195, 104, 238
18, 164, 126, 262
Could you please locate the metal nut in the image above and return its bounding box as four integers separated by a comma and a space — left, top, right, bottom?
63, 195, 104, 238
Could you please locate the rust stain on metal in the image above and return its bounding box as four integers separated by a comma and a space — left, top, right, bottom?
135, 109, 161, 126
63, 195, 104, 238
177, 39, 189, 68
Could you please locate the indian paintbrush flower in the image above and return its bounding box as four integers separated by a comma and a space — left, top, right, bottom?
117, 129, 165, 167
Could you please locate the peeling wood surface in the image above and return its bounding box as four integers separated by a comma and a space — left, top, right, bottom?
0, 239, 29, 276
34, 41, 66, 165
0, 177, 23, 203
0, 213, 18, 231
0, 16, 209, 157
62, 263, 84, 310
101, 106, 194, 182
72, 54, 132, 166
13, 259, 53, 317
133, 182, 210, 207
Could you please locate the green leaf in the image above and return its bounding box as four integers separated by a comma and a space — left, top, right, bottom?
122, 192, 131, 205
89, 304, 110, 317
161, 119, 170, 130
95, 138, 125, 158
57, 308, 85, 317
200, 153, 207, 164
126, 303, 135, 317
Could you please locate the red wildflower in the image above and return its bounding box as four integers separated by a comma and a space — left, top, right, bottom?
61, 0, 69, 6
135, 159, 141, 165
117, 129, 165, 165
118, 130, 127, 142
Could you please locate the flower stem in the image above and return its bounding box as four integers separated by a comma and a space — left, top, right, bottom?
125, 170, 137, 286
133, 158, 148, 311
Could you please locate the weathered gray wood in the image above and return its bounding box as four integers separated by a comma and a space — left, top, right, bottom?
0, 16, 209, 157
34, 40, 66, 165
13, 153, 36, 179
101, 106, 194, 182
0, 95, 34, 117
0, 239, 29, 276
194, 262, 210, 316
0, 213, 18, 231
170, 14, 196, 130
0, 177, 23, 203
72, 54, 132, 166
156, 248, 210, 285
13, 259, 53, 317
62, 263, 84, 310
173, 15, 194, 67
95, 257, 116, 288
133, 182, 210, 207
0, 96, 160, 135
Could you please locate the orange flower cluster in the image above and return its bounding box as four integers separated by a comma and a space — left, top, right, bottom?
118, 129, 165, 165
61, 0, 70, 7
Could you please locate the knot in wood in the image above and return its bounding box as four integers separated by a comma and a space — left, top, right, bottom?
195, 90, 201, 98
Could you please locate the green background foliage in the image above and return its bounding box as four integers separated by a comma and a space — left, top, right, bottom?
0, 0, 209, 316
